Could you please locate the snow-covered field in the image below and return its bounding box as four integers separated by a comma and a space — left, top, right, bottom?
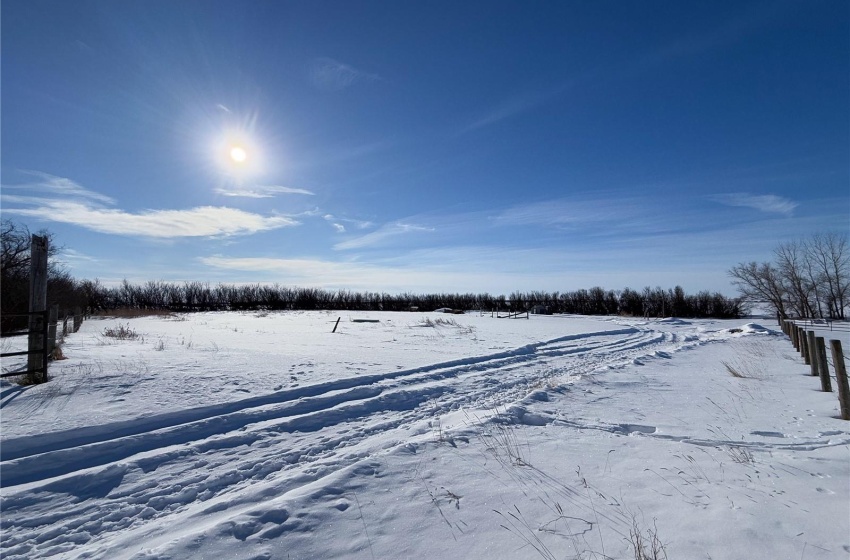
1, 311, 848, 559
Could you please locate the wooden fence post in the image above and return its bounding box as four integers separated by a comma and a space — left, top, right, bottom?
830, 340, 849, 420
791, 324, 798, 349
62, 316, 69, 337
27, 235, 48, 383
815, 337, 831, 392
73, 307, 82, 333
807, 331, 817, 373
800, 328, 810, 364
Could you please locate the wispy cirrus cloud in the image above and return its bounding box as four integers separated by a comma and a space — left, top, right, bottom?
214, 185, 316, 198
198, 253, 516, 292
4, 170, 116, 204
4, 199, 296, 237
323, 214, 374, 234
708, 193, 797, 215
460, 85, 569, 134
1, 172, 297, 238
309, 57, 382, 92
334, 221, 434, 250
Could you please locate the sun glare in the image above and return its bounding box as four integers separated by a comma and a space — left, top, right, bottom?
209, 123, 268, 180
230, 146, 248, 163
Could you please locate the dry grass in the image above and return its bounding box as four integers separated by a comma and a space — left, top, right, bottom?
95, 308, 176, 319
722, 360, 746, 378
630, 517, 668, 560
420, 317, 460, 327
50, 343, 67, 361
102, 323, 140, 340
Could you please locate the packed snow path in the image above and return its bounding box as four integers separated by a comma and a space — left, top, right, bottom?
1, 313, 848, 559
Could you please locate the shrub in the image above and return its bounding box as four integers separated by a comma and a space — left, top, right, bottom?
102, 323, 139, 340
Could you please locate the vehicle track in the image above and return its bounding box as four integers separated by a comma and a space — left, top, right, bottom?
0, 324, 680, 559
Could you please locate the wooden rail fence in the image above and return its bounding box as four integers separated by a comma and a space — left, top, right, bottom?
1, 306, 85, 383
1, 310, 49, 382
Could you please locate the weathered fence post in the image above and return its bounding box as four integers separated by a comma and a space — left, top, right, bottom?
815, 337, 832, 392
806, 331, 817, 373
791, 324, 799, 349
73, 307, 82, 333
830, 340, 849, 420
27, 235, 48, 383
800, 328, 810, 364
62, 315, 69, 337
47, 305, 59, 358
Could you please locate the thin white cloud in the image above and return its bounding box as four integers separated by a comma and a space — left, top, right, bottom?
323, 214, 374, 230
196, 239, 738, 293
309, 57, 382, 91
708, 193, 797, 215
332, 223, 346, 233
198, 254, 510, 292
2, 172, 297, 238
489, 196, 650, 230
460, 85, 569, 134
5, 171, 115, 204
462, 95, 546, 133
3, 200, 296, 238
334, 222, 434, 250
214, 185, 316, 198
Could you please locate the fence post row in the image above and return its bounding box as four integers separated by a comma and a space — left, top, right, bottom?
785, 320, 849, 421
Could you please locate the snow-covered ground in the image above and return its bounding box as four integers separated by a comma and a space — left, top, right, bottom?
1, 312, 848, 559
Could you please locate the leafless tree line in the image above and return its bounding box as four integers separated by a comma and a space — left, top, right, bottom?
729, 232, 849, 320
71, 281, 741, 319
1, 220, 744, 332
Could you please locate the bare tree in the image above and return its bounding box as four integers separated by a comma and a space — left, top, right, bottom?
774, 240, 815, 318
805, 232, 849, 319
730, 232, 849, 320
728, 261, 787, 319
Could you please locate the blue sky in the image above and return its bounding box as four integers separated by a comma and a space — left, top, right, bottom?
2, 0, 848, 295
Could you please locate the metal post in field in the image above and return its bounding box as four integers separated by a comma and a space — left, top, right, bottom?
830, 340, 849, 420
815, 337, 831, 392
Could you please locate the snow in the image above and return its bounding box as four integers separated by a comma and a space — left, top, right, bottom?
1, 312, 848, 559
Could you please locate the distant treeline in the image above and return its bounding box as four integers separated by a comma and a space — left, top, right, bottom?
77, 280, 744, 319
3, 220, 743, 336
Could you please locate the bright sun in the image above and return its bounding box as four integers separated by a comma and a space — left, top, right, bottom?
229, 146, 248, 163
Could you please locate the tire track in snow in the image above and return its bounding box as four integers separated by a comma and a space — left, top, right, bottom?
1, 325, 682, 559
0, 328, 642, 469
